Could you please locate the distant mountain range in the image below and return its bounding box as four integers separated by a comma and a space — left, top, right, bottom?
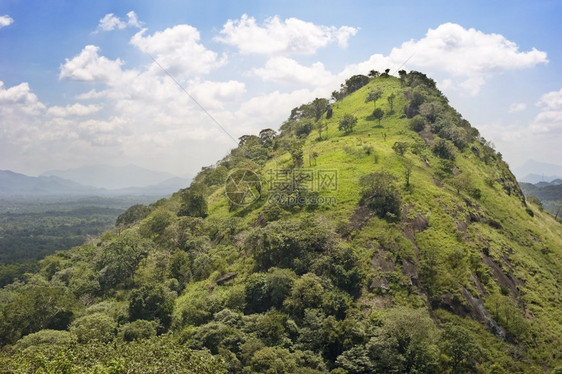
0, 166, 191, 197
41, 164, 182, 190
0, 170, 100, 196
514, 160, 562, 183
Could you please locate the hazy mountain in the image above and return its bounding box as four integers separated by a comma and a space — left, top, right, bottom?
0, 170, 100, 196
514, 160, 562, 183
41, 164, 182, 190
0, 170, 190, 198
110, 177, 189, 195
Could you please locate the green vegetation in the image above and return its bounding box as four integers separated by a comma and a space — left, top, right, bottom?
1, 72, 561, 373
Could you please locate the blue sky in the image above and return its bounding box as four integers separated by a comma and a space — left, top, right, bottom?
0, 0, 560, 177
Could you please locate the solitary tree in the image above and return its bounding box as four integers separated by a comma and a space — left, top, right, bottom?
368, 70, 380, 78
339, 114, 358, 134
387, 93, 396, 112
365, 89, 383, 109
404, 159, 413, 187
372, 108, 384, 126
398, 70, 407, 86
392, 141, 408, 156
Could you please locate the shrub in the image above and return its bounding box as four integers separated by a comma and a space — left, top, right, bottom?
432, 139, 456, 160
70, 313, 117, 343
409, 115, 425, 132
360, 171, 401, 221
339, 114, 358, 134
120, 319, 158, 342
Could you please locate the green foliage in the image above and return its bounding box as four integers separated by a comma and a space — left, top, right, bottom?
116, 204, 151, 227
432, 138, 456, 160
364, 308, 440, 373
392, 141, 408, 156
244, 218, 334, 272
387, 92, 396, 112
439, 323, 482, 374
4, 336, 227, 373
120, 319, 158, 342
290, 139, 305, 167
70, 313, 117, 343
283, 273, 324, 319
13, 329, 73, 352
98, 231, 150, 290
365, 88, 383, 109
372, 107, 384, 126
0, 285, 75, 346
339, 114, 358, 134
360, 171, 402, 221
332, 75, 370, 101
128, 284, 175, 332
296, 120, 315, 138
409, 115, 425, 132
178, 184, 209, 218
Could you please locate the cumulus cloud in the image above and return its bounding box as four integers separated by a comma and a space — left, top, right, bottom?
216, 14, 358, 55
509, 103, 527, 113
47, 103, 102, 117
131, 25, 226, 79
344, 23, 548, 95
59, 45, 126, 82
233, 87, 328, 134
530, 88, 562, 134
252, 57, 334, 87
188, 80, 246, 110
0, 15, 13, 28
0, 81, 45, 116
96, 11, 141, 32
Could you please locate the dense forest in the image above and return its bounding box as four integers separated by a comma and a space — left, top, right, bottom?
0, 71, 561, 373
0, 197, 157, 288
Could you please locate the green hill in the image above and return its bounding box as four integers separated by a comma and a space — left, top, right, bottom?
1, 71, 561, 373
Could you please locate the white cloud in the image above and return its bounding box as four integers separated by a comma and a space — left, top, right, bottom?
59, 45, 126, 82
0, 81, 45, 115
537, 88, 562, 110
252, 57, 334, 87
131, 25, 226, 79
0, 15, 13, 28
234, 87, 327, 134
530, 88, 562, 134
392, 23, 547, 76
216, 14, 358, 55
47, 103, 102, 117
96, 11, 141, 32
188, 80, 246, 109
347, 23, 548, 95
509, 103, 527, 113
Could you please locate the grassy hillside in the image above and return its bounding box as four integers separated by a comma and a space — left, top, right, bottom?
1, 72, 561, 373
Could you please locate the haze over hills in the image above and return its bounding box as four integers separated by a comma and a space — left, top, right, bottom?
513, 159, 562, 183
0, 167, 191, 197
41, 164, 186, 190
1, 72, 561, 373
0, 170, 101, 196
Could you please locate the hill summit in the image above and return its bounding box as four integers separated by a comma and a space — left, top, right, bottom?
1, 71, 561, 373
